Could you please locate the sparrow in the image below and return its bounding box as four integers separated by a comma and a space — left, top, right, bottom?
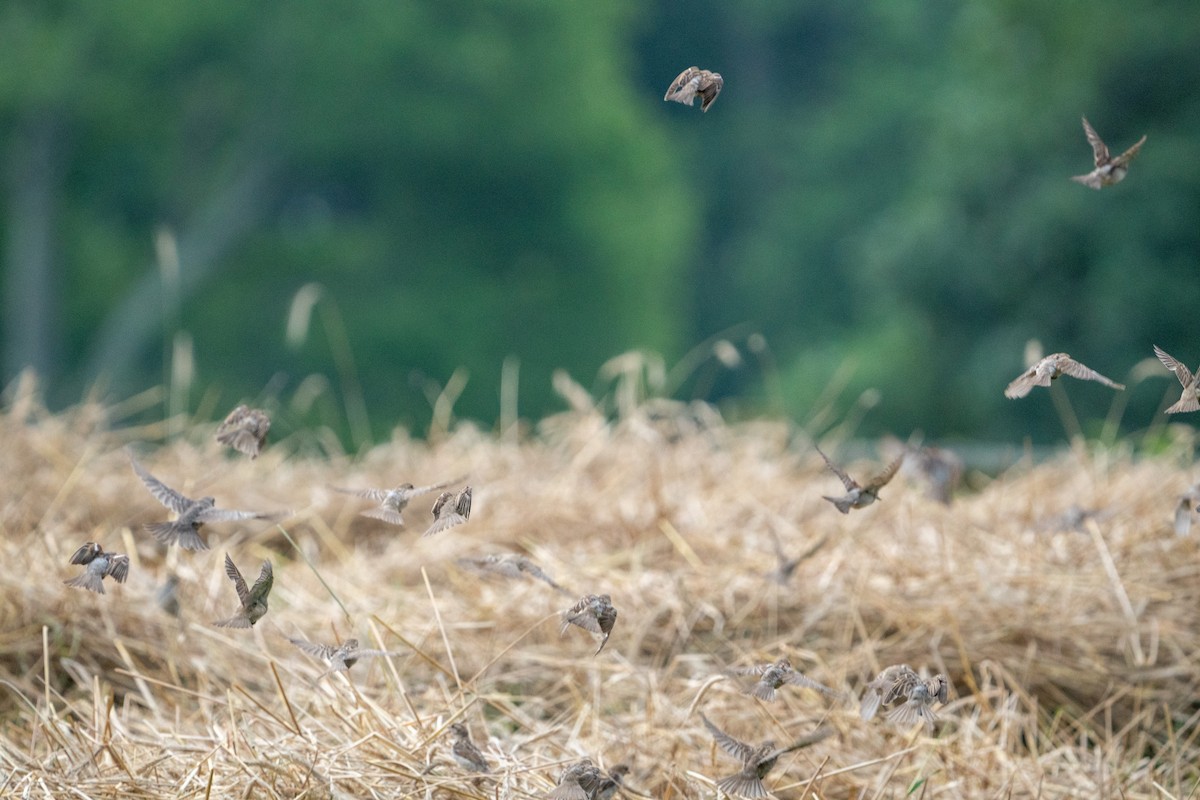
332, 478, 460, 526
547, 759, 604, 800
449, 722, 491, 773
63, 542, 129, 594
860, 665, 949, 731
664, 67, 723, 112
815, 446, 903, 514
156, 573, 181, 616
456, 553, 573, 595
560, 593, 618, 655
214, 554, 273, 628
130, 453, 285, 551
1175, 484, 1200, 537
287, 636, 397, 676
422, 486, 472, 537
1071, 116, 1146, 190
731, 657, 835, 702
700, 713, 832, 799
215, 404, 271, 458
1153, 345, 1200, 414
1004, 352, 1124, 399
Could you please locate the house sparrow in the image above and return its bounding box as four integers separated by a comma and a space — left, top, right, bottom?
449, 722, 491, 773
1071, 116, 1146, 190
700, 713, 832, 799
63, 542, 129, 594
1153, 345, 1200, 414
560, 594, 618, 655
547, 759, 604, 800
456, 553, 572, 595
130, 453, 286, 550
422, 486, 473, 537
815, 446, 903, 514
215, 404, 271, 458
1004, 352, 1124, 399
664, 67, 723, 112
333, 477, 461, 526
731, 657, 835, 702
214, 554, 273, 628
860, 665, 949, 731
287, 636, 397, 676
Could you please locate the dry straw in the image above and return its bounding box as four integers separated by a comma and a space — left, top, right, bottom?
1, 384, 1199, 798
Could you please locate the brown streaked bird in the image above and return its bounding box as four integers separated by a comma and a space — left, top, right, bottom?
449, 722, 491, 774
63, 542, 129, 594
1004, 352, 1125, 399
887, 673, 950, 730
547, 759, 603, 800
456, 553, 572, 595
560, 593, 618, 655
1153, 345, 1200, 414
130, 453, 286, 551
1071, 116, 1146, 190
1175, 483, 1200, 537
732, 657, 835, 702
663, 66, 723, 112
860, 664, 949, 731
214, 554, 273, 628
422, 486, 472, 537
815, 445, 903, 514
215, 404, 271, 458
287, 636, 397, 676
333, 477, 461, 526
700, 713, 832, 800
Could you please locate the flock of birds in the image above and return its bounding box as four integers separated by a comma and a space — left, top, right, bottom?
55, 71, 1189, 800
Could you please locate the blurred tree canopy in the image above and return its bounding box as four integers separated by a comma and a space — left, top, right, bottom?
1, 0, 1198, 444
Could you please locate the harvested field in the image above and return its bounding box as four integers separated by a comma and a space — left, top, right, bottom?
2, 386, 1199, 799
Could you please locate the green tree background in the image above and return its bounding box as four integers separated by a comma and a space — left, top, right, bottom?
2, 0, 1197, 444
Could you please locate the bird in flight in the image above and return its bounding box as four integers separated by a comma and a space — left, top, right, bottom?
215, 404, 271, 458
63, 542, 129, 594
287, 636, 397, 678
333, 477, 461, 526
130, 452, 286, 550
422, 486, 473, 537
700, 713, 832, 799
214, 554, 273, 628
730, 657, 835, 702
664, 67, 723, 112
1004, 352, 1124, 399
456, 552, 572, 595
1153, 345, 1200, 414
1071, 116, 1146, 190
560, 593, 618, 655
860, 664, 950, 731
815, 446, 903, 514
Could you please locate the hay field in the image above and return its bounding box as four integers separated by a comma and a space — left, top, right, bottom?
2, 388, 1200, 799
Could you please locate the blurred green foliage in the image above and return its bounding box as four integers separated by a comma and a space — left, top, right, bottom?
1, 0, 1198, 444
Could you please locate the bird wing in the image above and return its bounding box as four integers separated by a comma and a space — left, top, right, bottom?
403, 477, 465, 500
1004, 367, 1040, 398
700, 713, 755, 763
129, 455, 192, 513
288, 637, 337, 660
198, 508, 279, 523
731, 663, 771, 677
1111, 134, 1147, 168
68, 543, 99, 565
866, 454, 905, 491
361, 507, 406, 525
769, 726, 835, 758
225, 554, 250, 604
1081, 117, 1110, 166
106, 554, 130, 583
564, 609, 603, 634
1154, 345, 1195, 388
815, 445, 857, 491
454, 487, 473, 519
332, 486, 390, 502
421, 512, 466, 537
248, 561, 274, 603
698, 72, 723, 112
664, 67, 701, 104
1060, 357, 1124, 390
782, 670, 834, 694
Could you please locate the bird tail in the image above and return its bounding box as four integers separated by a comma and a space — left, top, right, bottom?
822, 496, 853, 514
361, 507, 406, 525
887, 700, 937, 730
145, 522, 209, 551
1167, 396, 1200, 414
64, 573, 105, 594
748, 683, 777, 702
717, 774, 769, 799
1071, 173, 1103, 190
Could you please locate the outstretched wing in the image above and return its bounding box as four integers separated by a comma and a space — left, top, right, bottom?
866, 455, 904, 491
815, 446, 857, 491
1060, 357, 1124, 390
1154, 345, 1195, 389
129, 453, 192, 513
699, 713, 755, 763
697, 71, 723, 112
1004, 366, 1040, 399
1111, 134, 1146, 168
1081, 116, 1110, 166
332, 485, 390, 502
106, 554, 130, 583
664, 67, 701, 105
68, 542, 100, 565
288, 637, 337, 660
248, 561, 274, 603
224, 554, 250, 605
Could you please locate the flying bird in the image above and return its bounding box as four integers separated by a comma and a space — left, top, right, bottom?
700, 713, 832, 799
215, 404, 271, 458
130, 453, 286, 550
456, 553, 572, 595
1071, 116, 1146, 190
422, 486, 473, 537
731, 657, 835, 702
448, 722, 491, 774
560, 593, 618, 655
63, 542, 129, 594
664, 67, 723, 112
333, 477, 461, 526
287, 636, 397, 676
214, 554, 273, 628
815, 446, 903, 514
1153, 345, 1200, 414
1004, 352, 1124, 399
860, 664, 949, 731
